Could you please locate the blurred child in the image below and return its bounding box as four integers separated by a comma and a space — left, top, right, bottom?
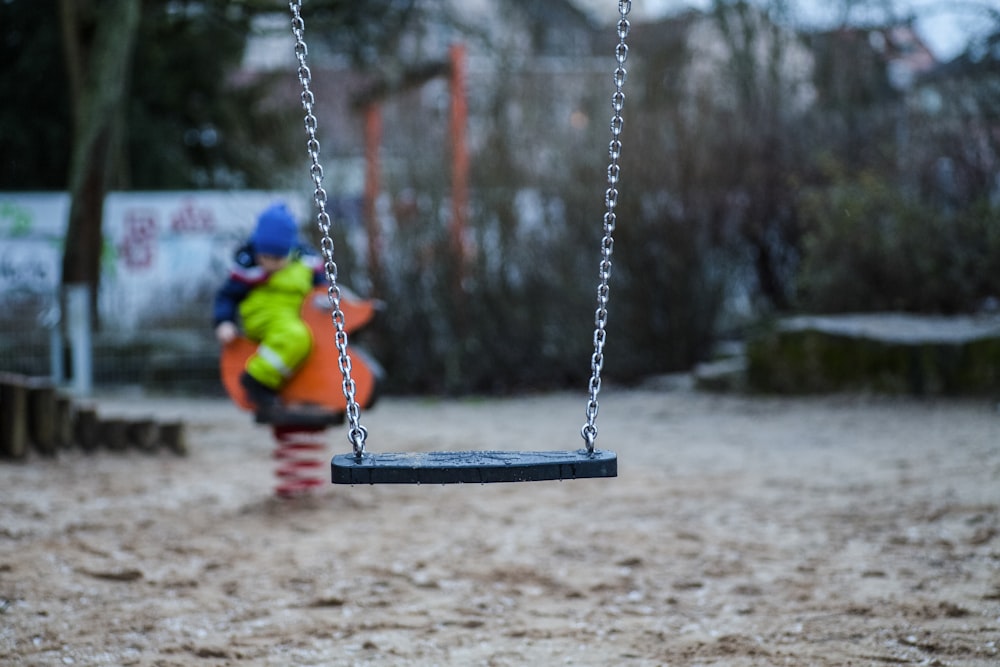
213, 202, 326, 422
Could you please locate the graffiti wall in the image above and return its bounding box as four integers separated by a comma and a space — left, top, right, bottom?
0, 191, 307, 334
101, 191, 308, 331
0, 193, 70, 331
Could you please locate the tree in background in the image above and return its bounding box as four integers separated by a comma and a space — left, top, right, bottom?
57, 0, 142, 314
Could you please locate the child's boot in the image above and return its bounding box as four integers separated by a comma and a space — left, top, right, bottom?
240, 372, 284, 424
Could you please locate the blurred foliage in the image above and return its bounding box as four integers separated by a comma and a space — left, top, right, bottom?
794, 17, 1000, 316
797, 166, 1000, 313
126, 2, 282, 189
349, 55, 603, 393
0, 0, 416, 191
802, 26, 898, 172
0, 0, 73, 189
2, 0, 999, 393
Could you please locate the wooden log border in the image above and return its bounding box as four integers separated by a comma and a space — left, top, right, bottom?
0, 373, 187, 460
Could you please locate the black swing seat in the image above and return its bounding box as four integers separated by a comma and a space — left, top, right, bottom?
331, 449, 617, 485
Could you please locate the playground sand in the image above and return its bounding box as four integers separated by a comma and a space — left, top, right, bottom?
2, 388, 999, 666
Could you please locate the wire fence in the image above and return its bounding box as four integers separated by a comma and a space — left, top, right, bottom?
0, 287, 224, 396
0, 190, 310, 395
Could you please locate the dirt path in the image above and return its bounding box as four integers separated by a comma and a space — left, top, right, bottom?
2, 388, 999, 666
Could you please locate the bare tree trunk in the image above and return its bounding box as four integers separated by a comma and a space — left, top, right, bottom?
59, 0, 141, 325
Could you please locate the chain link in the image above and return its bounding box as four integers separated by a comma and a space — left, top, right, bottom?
582, 0, 630, 453
289, 1, 368, 457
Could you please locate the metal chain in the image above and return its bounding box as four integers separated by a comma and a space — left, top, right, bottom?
289, 0, 368, 457
582, 0, 630, 453
288, 0, 626, 455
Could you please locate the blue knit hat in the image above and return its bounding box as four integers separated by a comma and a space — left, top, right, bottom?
252, 203, 298, 257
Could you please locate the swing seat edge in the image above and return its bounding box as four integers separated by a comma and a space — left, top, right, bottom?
331, 449, 617, 485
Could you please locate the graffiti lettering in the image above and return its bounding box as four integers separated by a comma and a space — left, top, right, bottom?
170, 200, 216, 233
119, 209, 158, 269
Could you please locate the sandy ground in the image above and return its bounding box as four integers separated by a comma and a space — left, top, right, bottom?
2, 387, 999, 666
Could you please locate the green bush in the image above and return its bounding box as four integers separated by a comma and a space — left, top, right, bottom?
796, 169, 1000, 314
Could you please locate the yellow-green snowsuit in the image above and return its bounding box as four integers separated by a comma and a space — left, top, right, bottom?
213, 246, 326, 389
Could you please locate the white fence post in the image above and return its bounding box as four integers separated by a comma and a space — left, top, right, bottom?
65, 283, 93, 396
